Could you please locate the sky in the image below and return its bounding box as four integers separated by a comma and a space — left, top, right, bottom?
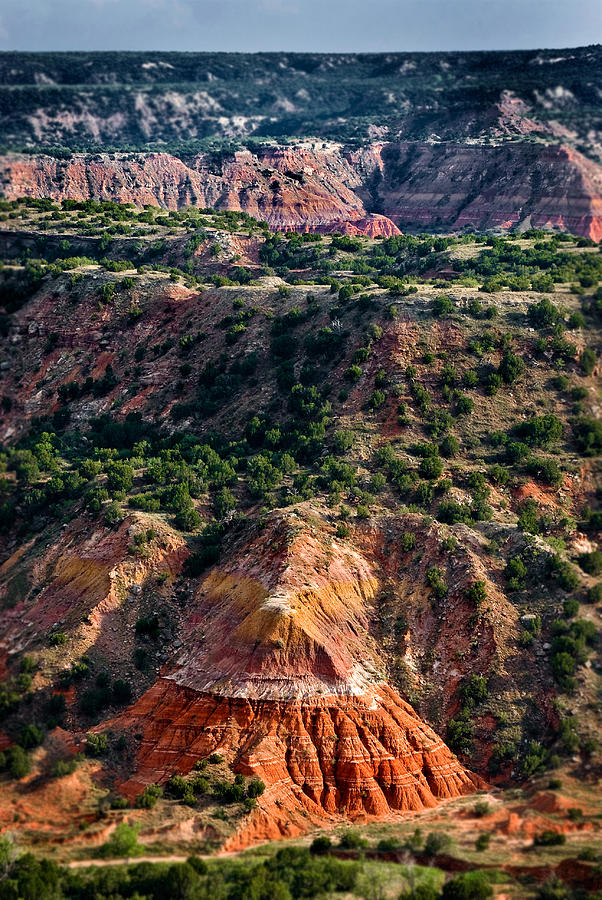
0, 0, 600, 53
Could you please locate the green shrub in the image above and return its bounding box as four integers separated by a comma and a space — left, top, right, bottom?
466, 581, 487, 605
505, 556, 527, 591
100, 822, 142, 858
440, 435, 459, 458
533, 830, 566, 847
333, 430, 354, 453
345, 364, 362, 382
472, 800, 491, 817
136, 784, 163, 809
587, 583, 602, 604
49, 632, 67, 646
562, 597, 579, 618
498, 349, 525, 384
475, 833, 491, 852
105, 460, 134, 494
522, 741, 549, 777
18, 724, 44, 750
432, 295, 454, 317
400, 532, 416, 552
517, 498, 540, 534
442, 871, 493, 899
460, 674, 488, 708
51, 756, 80, 778
338, 829, 367, 850
369, 390, 387, 410
578, 550, 602, 575
580, 347, 597, 375
85, 733, 108, 757
447, 717, 474, 755
419, 455, 443, 480
426, 566, 447, 599
247, 779, 266, 798
400, 885, 440, 900
310, 836, 332, 855
424, 830, 453, 856
104, 501, 123, 527
574, 417, 602, 455
546, 554, 579, 591
6, 746, 30, 779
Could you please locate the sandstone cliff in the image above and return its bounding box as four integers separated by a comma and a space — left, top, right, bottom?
2, 140, 601, 238
101, 511, 483, 848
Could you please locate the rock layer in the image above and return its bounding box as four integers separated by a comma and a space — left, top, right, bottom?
120, 679, 480, 814
371, 142, 602, 240
105, 512, 482, 847
1, 139, 601, 237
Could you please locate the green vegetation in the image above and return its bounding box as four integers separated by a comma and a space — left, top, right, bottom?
0, 199, 600, 879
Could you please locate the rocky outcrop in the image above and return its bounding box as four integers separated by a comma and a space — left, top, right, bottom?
116, 679, 481, 847
2, 138, 601, 238
0, 147, 367, 233
0, 514, 187, 676
316, 213, 401, 237
370, 142, 602, 240
105, 511, 481, 848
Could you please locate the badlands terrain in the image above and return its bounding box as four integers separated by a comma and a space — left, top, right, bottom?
0, 48, 600, 900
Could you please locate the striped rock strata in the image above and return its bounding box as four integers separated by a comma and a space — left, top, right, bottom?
111, 512, 481, 847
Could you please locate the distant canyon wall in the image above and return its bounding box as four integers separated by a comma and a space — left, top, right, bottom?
1, 141, 601, 238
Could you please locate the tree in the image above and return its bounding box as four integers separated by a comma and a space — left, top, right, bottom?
7, 746, 30, 779
517, 498, 540, 534
17, 724, 44, 750
580, 347, 596, 375
159, 863, 202, 900
104, 501, 123, 526
460, 674, 488, 707
519, 414, 563, 448
440, 435, 459, 458
424, 831, 453, 856
465, 581, 487, 605
136, 783, 162, 809
419, 455, 443, 480
432, 295, 454, 317
333, 430, 354, 453
100, 822, 141, 858
498, 349, 525, 385
578, 549, 602, 575
105, 460, 134, 494
246, 779, 266, 799
213, 487, 236, 519
442, 871, 493, 899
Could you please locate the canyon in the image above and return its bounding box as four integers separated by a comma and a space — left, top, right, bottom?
0, 50, 600, 882
1, 140, 601, 238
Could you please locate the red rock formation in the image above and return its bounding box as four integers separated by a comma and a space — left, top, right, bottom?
106, 511, 482, 848
116, 679, 481, 847
316, 214, 401, 238
0, 147, 367, 233
371, 142, 602, 240
2, 139, 601, 238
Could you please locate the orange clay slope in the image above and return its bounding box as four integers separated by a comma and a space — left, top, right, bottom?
110, 509, 483, 847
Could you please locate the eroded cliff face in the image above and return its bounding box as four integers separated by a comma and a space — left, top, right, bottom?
0, 513, 188, 685
117, 680, 480, 849
368, 142, 602, 241
100, 510, 482, 848
0, 147, 373, 234
1, 139, 601, 237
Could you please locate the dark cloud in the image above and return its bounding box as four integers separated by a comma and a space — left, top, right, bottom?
1, 0, 600, 52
